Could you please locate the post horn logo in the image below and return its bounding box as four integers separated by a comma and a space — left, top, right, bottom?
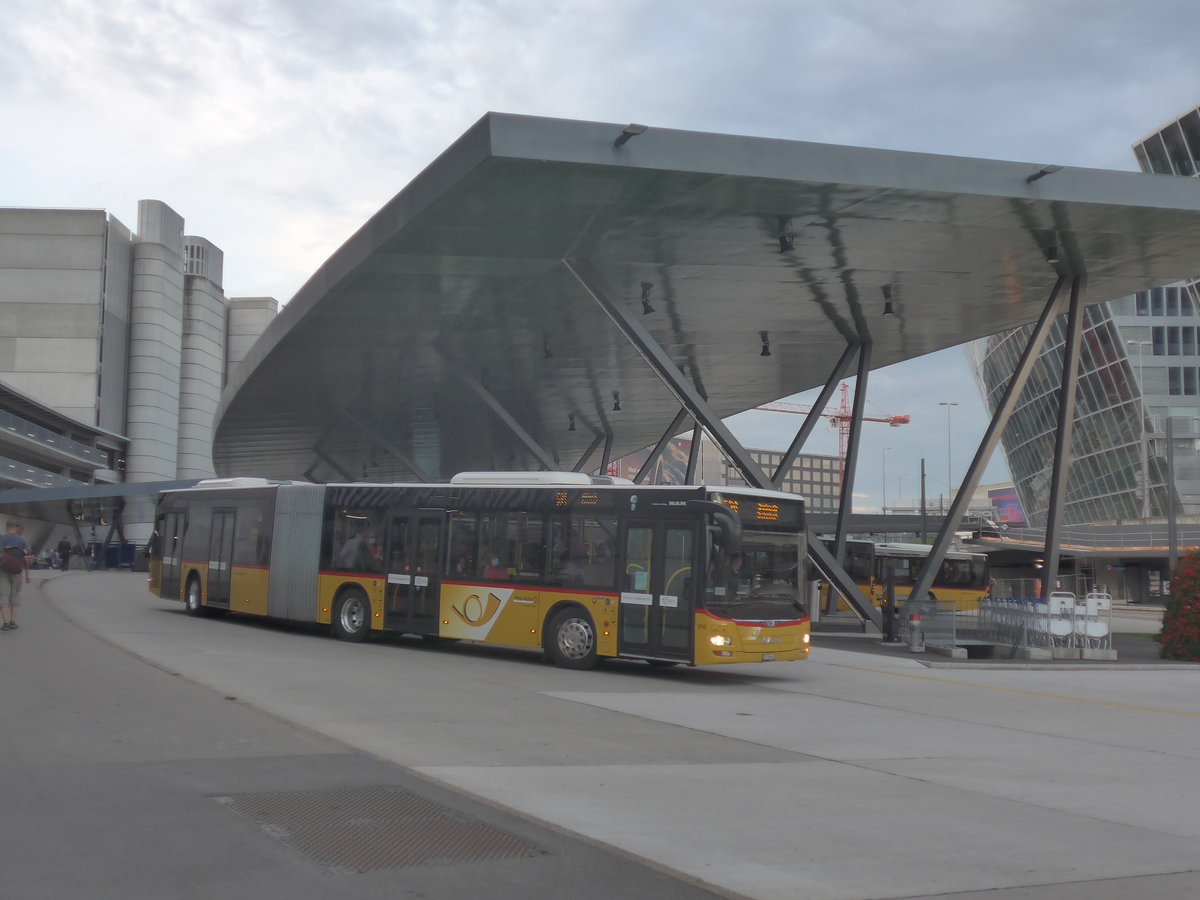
452, 592, 502, 626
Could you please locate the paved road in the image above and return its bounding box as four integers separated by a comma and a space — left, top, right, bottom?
8, 571, 1200, 899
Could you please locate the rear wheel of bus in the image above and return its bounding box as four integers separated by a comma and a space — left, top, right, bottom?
545, 607, 599, 670
184, 575, 205, 617
333, 587, 371, 642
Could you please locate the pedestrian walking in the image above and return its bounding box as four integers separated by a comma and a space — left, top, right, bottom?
1, 519, 30, 631
57, 537, 72, 572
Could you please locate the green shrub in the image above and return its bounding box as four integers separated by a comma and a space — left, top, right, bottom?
1159, 550, 1200, 660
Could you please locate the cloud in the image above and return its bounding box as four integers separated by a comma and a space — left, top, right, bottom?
4, 0, 1199, 505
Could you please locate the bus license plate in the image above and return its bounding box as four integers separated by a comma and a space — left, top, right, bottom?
762, 653, 776, 662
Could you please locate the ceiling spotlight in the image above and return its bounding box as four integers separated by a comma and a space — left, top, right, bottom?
614, 123, 648, 147
777, 216, 794, 253
568, 414, 576, 432
641, 281, 656, 315
612, 391, 622, 411
760, 330, 771, 357
882, 284, 896, 316
1026, 164, 1064, 184
1045, 246, 1060, 265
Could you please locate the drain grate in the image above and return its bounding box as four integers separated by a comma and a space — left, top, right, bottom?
215, 785, 546, 872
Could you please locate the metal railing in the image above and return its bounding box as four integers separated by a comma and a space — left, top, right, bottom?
0, 409, 106, 466
977, 591, 1112, 652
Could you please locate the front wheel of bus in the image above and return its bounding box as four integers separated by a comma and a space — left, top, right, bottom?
545, 608, 599, 670
184, 576, 203, 617
333, 589, 371, 643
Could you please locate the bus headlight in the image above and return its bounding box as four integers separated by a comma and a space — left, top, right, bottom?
709, 634, 732, 647
803, 633, 810, 644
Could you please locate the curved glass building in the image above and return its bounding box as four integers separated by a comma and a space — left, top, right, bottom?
972, 104, 1200, 526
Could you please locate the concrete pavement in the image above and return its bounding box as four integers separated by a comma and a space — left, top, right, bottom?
9, 570, 1200, 899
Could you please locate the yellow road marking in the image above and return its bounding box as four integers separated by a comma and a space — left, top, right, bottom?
831, 663, 1200, 718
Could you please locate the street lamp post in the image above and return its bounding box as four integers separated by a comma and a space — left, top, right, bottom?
1127, 339, 1152, 518
938, 401, 958, 513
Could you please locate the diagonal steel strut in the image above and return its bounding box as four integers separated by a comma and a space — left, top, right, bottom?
909, 275, 1069, 604
564, 257, 879, 627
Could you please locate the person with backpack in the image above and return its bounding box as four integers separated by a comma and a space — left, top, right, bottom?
1, 519, 29, 631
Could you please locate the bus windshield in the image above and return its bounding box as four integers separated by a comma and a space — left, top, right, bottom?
705, 530, 805, 620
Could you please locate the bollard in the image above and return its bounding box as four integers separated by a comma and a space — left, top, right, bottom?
907, 612, 924, 652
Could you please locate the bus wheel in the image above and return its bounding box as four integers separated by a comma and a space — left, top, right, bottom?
184, 577, 204, 617
545, 608, 599, 670
333, 589, 371, 643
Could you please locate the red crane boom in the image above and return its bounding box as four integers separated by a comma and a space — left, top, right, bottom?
756, 384, 910, 459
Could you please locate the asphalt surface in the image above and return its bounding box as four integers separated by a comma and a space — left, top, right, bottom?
6, 571, 1200, 900
0, 572, 734, 900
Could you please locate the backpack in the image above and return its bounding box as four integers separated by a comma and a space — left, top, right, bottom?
0, 546, 24, 576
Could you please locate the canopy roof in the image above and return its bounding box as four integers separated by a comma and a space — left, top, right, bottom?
214, 112, 1200, 482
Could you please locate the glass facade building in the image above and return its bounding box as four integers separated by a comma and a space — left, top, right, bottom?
971, 105, 1200, 526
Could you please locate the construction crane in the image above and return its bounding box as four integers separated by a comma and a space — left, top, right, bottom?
756, 383, 910, 460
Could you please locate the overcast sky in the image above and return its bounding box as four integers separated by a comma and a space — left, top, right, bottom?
5, 0, 1200, 509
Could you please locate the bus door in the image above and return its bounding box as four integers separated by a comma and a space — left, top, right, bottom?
618, 520, 697, 661
161, 510, 187, 600
385, 511, 444, 635
206, 509, 236, 610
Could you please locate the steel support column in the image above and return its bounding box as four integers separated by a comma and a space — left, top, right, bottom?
832, 342, 872, 570
772, 342, 859, 488
572, 432, 606, 473
314, 447, 354, 482
565, 257, 877, 624
685, 421, 703, 484
909, 275, 1068, 604
564, 258, 771, 490
1042, 276, 1087, 595
635, 408, 691, 484
435, 344, 558, 472
342, 409, 432, 483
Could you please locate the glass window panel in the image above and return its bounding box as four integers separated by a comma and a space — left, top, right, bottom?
623, 527, 653, 642
1168, 287, 1181, 316
1185, 368, 1197, 396
1162, 122, 1195, 176
1169, 367, 1182, 395
661, 527, 694, 650
1152, 288, 1165, 317
1153, 326, 1166, 355
1185, 328, 1197, 357
1179, 110, 1200, 172
1136, 292, 1149, 316
1143, 133, 1172, 175
1169, 326, 1181, 355
1134, 143, 1154, 174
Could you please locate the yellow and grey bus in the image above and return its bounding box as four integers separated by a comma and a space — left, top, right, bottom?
822, 539, 990, 611
147, 472, 810, 669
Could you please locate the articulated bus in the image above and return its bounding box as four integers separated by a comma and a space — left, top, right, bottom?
147, 473, 810, 669
823, 539, 990, 611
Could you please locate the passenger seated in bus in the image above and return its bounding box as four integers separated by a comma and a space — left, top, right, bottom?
337, 529, 380, 572
557, 550, 588, 585
483, 557, 510, 580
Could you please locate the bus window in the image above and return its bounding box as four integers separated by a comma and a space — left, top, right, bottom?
478, 513, 545, 583
549, 515, 617, 588
233, 500, 272, 567
447, 512, 477, 577
331, 508, 383, 572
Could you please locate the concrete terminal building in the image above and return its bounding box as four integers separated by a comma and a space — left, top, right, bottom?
0, 200, 276, 547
